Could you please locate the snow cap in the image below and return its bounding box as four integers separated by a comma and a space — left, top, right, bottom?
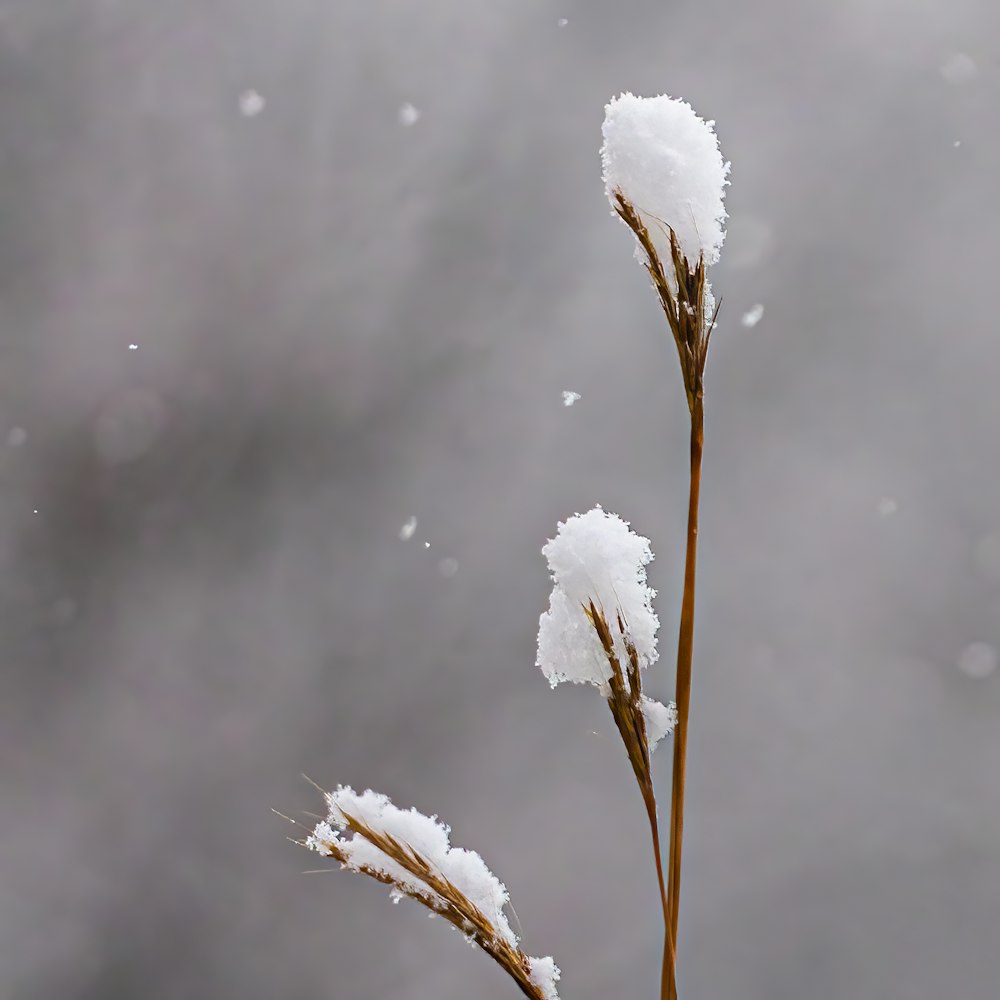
641, 696, 678, 751
537, 506, 659, 692
601, 92, 729, 267
307, 786, 561, 996
308, 786, 517, 945
528, 955, 561, 1000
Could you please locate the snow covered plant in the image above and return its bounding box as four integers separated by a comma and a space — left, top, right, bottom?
303, 787, 560, 1000
536, 506, 679, 988
537, 505, 676, 774
289, 92, 728, 1000
600, 92, 729, 1000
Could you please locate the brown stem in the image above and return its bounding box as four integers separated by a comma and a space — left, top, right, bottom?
644, 791, 676, 1000
665, 396, 704, 1000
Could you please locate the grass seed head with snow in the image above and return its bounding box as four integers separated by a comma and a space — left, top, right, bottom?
601, 92, 729, 268
537, 507, 675, 762
601, 93, 730, 413
537, 506, 659, 692
304, 786, 561, 1000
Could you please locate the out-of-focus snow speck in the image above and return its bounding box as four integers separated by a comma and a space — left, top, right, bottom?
438, 557, 459, 578
557, 18, 568, 27
128, 343, 138, 351
49, 598, 78, 627
741, 303, 764, 328
877, 497, 898, 517
399, 516, 417, 541
398, 102, 421, 127
7, 426, 27, 447
725, 214, 773, 269
974, 531, 1000, 582
423, 541, 431, 549
561, 390, 581, 407
957, 642, 997, 679
953, 140, 962, 148
238, 89, 265, 117
939, 52, 977, 84
94, 386, 167, 465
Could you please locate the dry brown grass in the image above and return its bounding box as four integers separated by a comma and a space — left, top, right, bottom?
292, 188, 717, 1000
610, 189, 717, 414
303, 815, 552, 1000
610, 189, 716, 1000
583, 600, 676, 983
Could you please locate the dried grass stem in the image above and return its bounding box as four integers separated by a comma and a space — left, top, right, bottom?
610, 189, 714, 1000
583, 601, 676, 995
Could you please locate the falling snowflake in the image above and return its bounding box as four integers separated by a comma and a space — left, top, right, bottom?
399, 516, 417, 541
398, 102, 421, 127
939, 52, 977, 85
239, 89, 266, 117
957, 642, 997, 680
974, 531, 1000, 582
740, 303, 764, 328
876, 497, 898, 517
561, 390, 581, 407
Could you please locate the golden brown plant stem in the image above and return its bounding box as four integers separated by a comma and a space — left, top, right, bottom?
665, 395, 704, 1000
644, 792, 676, 1000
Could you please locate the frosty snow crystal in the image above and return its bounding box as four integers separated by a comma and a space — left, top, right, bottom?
601, 92, 729, 268
537, 506, 659, 691
537, 507, 676, 753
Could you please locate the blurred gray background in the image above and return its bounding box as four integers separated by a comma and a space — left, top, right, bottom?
1, 1, 998, 998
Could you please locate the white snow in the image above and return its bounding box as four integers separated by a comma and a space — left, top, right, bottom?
438, 557, 459, 578
537, 506, 659, 691
399, 516, 418, 540
398, 102, 421, 127
308, 786, 517, 946
741, 303, 764, 328
601, 92, 729, 268
557, 18, 568, 27
527, 955, 561, 1000
7, 427, 27, 447
239, 89, 266, 117
128, 343, 138, 350
561, 390, 581, 407
641, 696, 677, 751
